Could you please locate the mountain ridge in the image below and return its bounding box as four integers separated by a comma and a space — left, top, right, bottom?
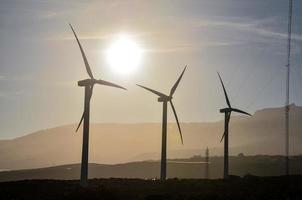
0, 104, 301, 170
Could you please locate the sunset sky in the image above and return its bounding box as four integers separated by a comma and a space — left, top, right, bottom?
0, 0, 301, 139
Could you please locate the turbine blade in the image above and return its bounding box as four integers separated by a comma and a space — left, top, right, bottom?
170, 100, 183, 144
170, 66, 187, 96
136, 84, 166, 97
75, 85, 94, 133
220, 113, 231, 142
217, 72, 231, 108
95, 79, 127, 90
231, 108, 251, 116
228, 112, 231, 122
69, 24, 94, 79
220, 131, 225, 143
76, 111, 85, 132
89, 84, 94, 99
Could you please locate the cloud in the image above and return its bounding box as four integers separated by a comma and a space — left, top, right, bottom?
47, 29, 160, 42
190, 18, 255, 30
145, 41, 242, 53
46, 34, 112, 42
190, 17, 302, 42
0, 74, 37, 83
253, 28, 302, 41
146, 15, 300, 53
41, 80, 76, 88
0, 90, 24, 100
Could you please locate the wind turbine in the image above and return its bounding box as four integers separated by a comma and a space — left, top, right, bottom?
70, 24, 126, 187
217, 72, 251, 179
137, 66, 186, 180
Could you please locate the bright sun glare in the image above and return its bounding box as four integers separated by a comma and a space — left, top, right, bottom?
106, 34, 142, 75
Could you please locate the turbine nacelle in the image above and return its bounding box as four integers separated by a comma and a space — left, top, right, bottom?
158, 96, 172, 102
78, 79, 96, 87
219, 107, 232, 113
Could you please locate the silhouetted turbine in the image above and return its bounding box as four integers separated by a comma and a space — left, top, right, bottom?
217, 72, 251, 179
70, 24, 126, 187
137, 66, 186, 180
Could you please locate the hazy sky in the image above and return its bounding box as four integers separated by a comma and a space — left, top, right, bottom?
0, 0, 301, 139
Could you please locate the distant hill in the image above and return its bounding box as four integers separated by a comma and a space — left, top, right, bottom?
0, 104, 301, 170
0, 155, 302, 182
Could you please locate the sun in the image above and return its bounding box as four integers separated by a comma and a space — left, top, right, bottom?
105, 34, 142, 75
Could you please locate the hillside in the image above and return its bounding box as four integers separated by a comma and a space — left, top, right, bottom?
0, 155, 302, 182
0, 104, 301, 170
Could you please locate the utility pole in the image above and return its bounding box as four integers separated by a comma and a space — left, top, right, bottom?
285, 0, 293, 176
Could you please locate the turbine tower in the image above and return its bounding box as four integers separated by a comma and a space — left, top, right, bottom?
217, 72, 251, 179
70, 24, 126, 187
137, 66, 186, 180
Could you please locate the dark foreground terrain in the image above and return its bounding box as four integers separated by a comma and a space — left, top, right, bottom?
0, 175, 301, 200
